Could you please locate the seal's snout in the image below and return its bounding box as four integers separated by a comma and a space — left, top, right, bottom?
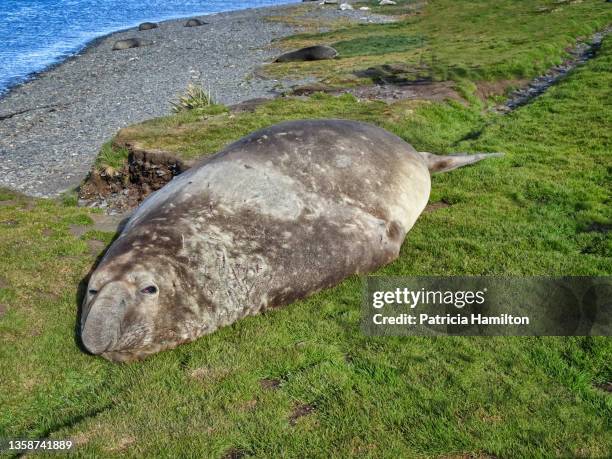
80, 283, 129, 355
81, 313, 118, 354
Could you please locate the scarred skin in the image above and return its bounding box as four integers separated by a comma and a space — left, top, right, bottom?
80, 119, 498, 362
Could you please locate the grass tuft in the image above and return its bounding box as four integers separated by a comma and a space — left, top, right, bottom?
171, 82, 216, 113
94, 142, 129, 172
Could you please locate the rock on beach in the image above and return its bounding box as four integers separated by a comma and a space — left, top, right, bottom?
185, 18, 206, 27
275, 45, 338, 62
112, 38, 142, 50
138, 22, 158, 31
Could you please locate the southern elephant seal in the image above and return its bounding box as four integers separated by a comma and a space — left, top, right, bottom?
138, 22, 158, 31
112, 38, 142, 51
275, 45, 338, 62
185, 18, 206, 27
80, 119, 501, 362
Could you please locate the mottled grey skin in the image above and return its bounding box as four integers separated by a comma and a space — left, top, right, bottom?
80, 119, 501, 362
275, 45, 338, 62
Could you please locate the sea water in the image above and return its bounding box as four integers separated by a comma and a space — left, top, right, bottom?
0, 0, 295, 96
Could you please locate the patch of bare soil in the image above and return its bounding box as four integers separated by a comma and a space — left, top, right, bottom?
189, 366, 231, 383
229, 97, 273, 113
70, 432, 92, 447
474, 79, 528, 101
91, 213, 128, 233
424, 201, 451, 213
349, 81, 464, 104
106, 436, 136, 453
79, 147, 191, 213
0, 219, 18, 227
585, 222, 611, 234
222, 448, 247, 459
596, 382, 612, 393
87, 240, 108, 257
260, 378, 281, 390
441, 454, 499, 459
293, 80, 464, 104
0, 303, 7, 318
74, 217, 119, 257
2, 198, 36, 211
289, 403, 315, 425
69, 224, 90, 238
238, 399, 258, 412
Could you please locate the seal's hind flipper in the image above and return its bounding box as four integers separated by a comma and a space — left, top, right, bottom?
419, 152, 504, 174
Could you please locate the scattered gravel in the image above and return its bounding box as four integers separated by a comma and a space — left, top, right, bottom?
0, 2, 392, 198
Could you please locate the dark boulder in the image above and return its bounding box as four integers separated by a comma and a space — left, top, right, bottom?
185, 18, 206, 27
275, 45, 338, 63
112, 38, 142, 51
138, 22, 158, 31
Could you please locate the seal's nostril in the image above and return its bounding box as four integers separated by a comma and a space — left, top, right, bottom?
81, 323, 115, 354
80, 307, 120, 355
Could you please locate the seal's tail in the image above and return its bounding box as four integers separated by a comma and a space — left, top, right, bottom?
419, 152, 504, 174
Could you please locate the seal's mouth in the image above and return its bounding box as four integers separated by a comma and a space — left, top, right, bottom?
99, 333, 196, 363
101, 342, 162, 363
80, 321, 119, 355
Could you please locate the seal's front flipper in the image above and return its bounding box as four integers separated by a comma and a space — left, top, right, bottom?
419, 152, 504, 174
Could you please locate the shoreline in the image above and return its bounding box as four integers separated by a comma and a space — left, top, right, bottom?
0, 2, 301, 100
0, 2, 314, 198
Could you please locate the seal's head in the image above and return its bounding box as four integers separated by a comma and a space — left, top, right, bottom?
80, 226, 208, 362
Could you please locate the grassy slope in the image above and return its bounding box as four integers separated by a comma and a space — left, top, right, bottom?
266, 0, 612, 85
1, 1, 611, 457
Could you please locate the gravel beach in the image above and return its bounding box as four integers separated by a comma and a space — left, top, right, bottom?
0, 2, 393, 198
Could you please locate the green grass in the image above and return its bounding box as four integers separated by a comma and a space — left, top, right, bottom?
332, 35, 424, 58
94, 142, 129, 171
267, 0, 612, 85
114, 94, 388, 161
1, 3, 611, 458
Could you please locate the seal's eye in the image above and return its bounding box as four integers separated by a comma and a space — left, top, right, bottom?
141, 285, 158, 295
88, 289, 98, 295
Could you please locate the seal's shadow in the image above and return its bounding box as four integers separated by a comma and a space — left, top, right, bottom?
74, 217, 129, 354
